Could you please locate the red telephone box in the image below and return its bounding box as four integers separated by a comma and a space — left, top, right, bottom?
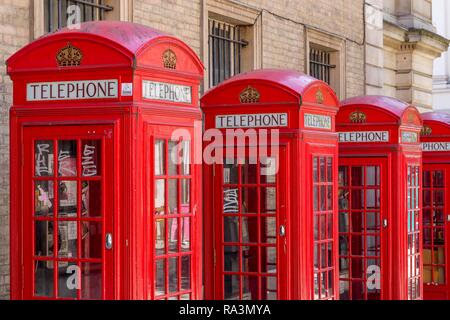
420, 112, 450, 300
7, 21, 204, 300
336, 95, 423, 300
201, 69, 340, 300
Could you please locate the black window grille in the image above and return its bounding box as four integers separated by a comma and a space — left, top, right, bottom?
44, 0, 113, 33
309, 48, 336, 85
208, 19, 248, 87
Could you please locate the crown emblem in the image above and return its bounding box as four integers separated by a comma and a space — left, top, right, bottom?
349, 110, 367, 123
240, 86, 260, 104
421, 126, 432, 136
56, 43, 82, 67
316, 89, 324, 104
163, 49, 177, 69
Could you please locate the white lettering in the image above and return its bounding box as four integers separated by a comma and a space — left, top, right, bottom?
142, 80, 192, 104
339, 131, 390, 143
216, 113, 288, 129
26, 80, 118, 101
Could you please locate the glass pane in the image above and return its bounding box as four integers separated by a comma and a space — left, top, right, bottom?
35, 181, 54, 216
423, 171, 431, 188
261, 217, 276, 244
339, 167, 348, 187
313, 157, 319, 182
436, 267, 446, 284
327, 158, 333, 182
263, 247, 277, 273
181, 141, 191, 175
35, 221, 54, 257
58, 262, 78, 299
339, 212, 349, 233
366, 190, 380, 209
320, 157, 326, 182
434, 171, 444, 187
338, 189, 349, 210
58, 181, 77, 216
58, 140, 77, 177
223, 188, 239, 214
224, 216, 239, 243
81, 140, 101, 177
351, 212, 364, 233
351, 259, 364, 279
180, 179, 190, 213
81, 181, 102, 217
435, 208, 445, 226
434, 190, 444, 206
34, 260, 54, 297
81, 263, 102, 300
314, 186, 319, 211
339, 280, 350, 300
223, 162, 238, 184
351, 235, 364, 256
58, 221, 77, 258
351, 189, 364, 210
155, 218, 165, 256
261, 187, 276, 214
366, 212, 380, 231
320, 186, 326, 211
260, 157, 276, 184
169, 257, 178, 293
242, 246, 258, 273
81, 222, 102, 259
242, 188, 258, 214
366, 166, 379, 186
35, 140, 54, 177
181, 217, 190, 252
181, 255, 191, 291
224, 246, 239, 272
155, 259, 166, 296
224, 275, 240, 300
242, 216, 257, 244
366, 236, 380, 257
155, 179, 165, 215
339, 236, 349, 256
242, 276, 259, 300
423, 190, 431, 206
351, 167, 364, 186
168, 141, 178, 176
242, 162, 257, 184
154, 140, 165, 176
168, 179, 178, 214
168, 218, 178, 254
327, 185, 333, 210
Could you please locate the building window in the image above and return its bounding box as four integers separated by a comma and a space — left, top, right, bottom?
309, 47, 336, 85
208, 19, 248, 88
44, 0, 113, 33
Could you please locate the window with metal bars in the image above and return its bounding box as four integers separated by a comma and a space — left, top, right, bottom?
44, 0, 113, 33
208, 19, 248, 88
309, 48, 336, 85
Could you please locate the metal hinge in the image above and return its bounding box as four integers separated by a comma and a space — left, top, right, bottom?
213, 165, 216, 177
214, 248, 216, 266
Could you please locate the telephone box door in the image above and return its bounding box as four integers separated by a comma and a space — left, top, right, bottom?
338, 157, 387, 300
22, 125, 114, 300
213, 146, 288, 300
423, 164, 449, 299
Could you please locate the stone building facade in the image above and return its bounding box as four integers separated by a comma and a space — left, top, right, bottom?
0, 0, 446, 300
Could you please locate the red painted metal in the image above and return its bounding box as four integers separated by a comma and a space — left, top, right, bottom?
201, 69, 340, 300
8, 21, 204, 300
337, 95, 423, 300
420, 112, 450, 300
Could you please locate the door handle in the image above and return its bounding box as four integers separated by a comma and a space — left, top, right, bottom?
279, 225, 286, 237
105, 233, 113, 250
447, 214, 450, 222
383, 219, 388, 229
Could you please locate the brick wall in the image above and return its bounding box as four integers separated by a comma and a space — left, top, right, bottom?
0, 0, 31, 300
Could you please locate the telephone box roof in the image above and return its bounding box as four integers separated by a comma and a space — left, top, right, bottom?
201, 69, 339, 107
340, 95, 418, 120
422, 112, 450, 127
6, 21, 204, 74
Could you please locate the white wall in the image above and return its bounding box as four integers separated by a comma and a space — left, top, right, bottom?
433, 0, 450, 110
